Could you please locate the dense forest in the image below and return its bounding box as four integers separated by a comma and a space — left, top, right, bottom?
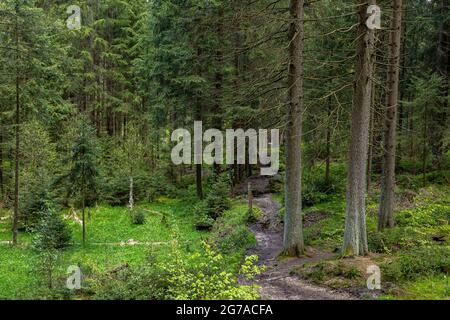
0, 0, 449, 300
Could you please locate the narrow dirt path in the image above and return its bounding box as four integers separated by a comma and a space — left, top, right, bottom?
248, 194, 355, 300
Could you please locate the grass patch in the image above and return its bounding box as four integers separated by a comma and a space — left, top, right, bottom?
0, 198, 251, 299
381, 275, 450, 300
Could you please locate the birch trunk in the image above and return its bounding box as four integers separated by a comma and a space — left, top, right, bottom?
129, 176, 134, 212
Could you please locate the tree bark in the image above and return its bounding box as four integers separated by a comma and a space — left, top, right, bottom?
129, 176, 134, 212
12, 4, 20, 246
283, 0, 305, 257
248, 182, 253, 214
213, 5, 224, 176
325, 97, 332, 183
378, 0, 403, 230
431, 0, 449, 169
196, 164, 203, 200
367, 88, 375, 191
342, 0, 377, 256
422, 106, 428, 187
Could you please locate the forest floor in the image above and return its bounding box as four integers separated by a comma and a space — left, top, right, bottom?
240, 168, 450, 300
0, 167, 448, 300
248, 193, 355, 300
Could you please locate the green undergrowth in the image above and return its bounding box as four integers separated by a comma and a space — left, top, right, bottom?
0, 197, 255, 299
285, 180, 449, 300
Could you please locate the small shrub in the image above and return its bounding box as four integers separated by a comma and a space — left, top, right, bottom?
33, 204, 72, 251
131, 209, 146, 225
209, 204, 255, 254
92, 264, 172, 300
21, 187, 54, 229
303, 261, 328, 282
165, 244, 262, 300
279, 207, 285, 221
194, 175, 231, 220
194, 209, 214, 231
368, 227, 431, 253
247, 207, 262, 223
300, 260, 362, 287
383, 246, 450, 281
91, 243, 262, 300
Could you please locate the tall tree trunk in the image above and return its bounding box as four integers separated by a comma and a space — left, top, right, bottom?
283, 0, 305, 257
422, 106, 428, 187
431, 0, 450, 169
378, 0, 403, 230
213, 5, 224, 176
397, 5, 408, 160
367, 88, 375, 191
325, 97, 332, 183
129, 176, 134, 212
342, 0, 377, 256
12, 4, 20, 246
196, 164, 203, 200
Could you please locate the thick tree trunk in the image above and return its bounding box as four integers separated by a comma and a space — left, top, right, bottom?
378, 0, 403, 230
283, 0, 305, 257
342, 0, 377, 256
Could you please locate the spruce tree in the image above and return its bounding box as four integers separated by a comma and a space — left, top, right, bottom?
64, 116, 98, 246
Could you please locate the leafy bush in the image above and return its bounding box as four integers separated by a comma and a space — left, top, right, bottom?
383, 246, 450, 281
368, 227, 432, 253
194, 206, 215, 231
165, 246, 262, 300
301, 260, 361, 284
32, 204, 72, 251
131, 209, 146, 225
247, 207, 263, 223
209, 204, 255, 254
212, 223, 253, 254
91, 243, 262, 300
92, 264, 172, 300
